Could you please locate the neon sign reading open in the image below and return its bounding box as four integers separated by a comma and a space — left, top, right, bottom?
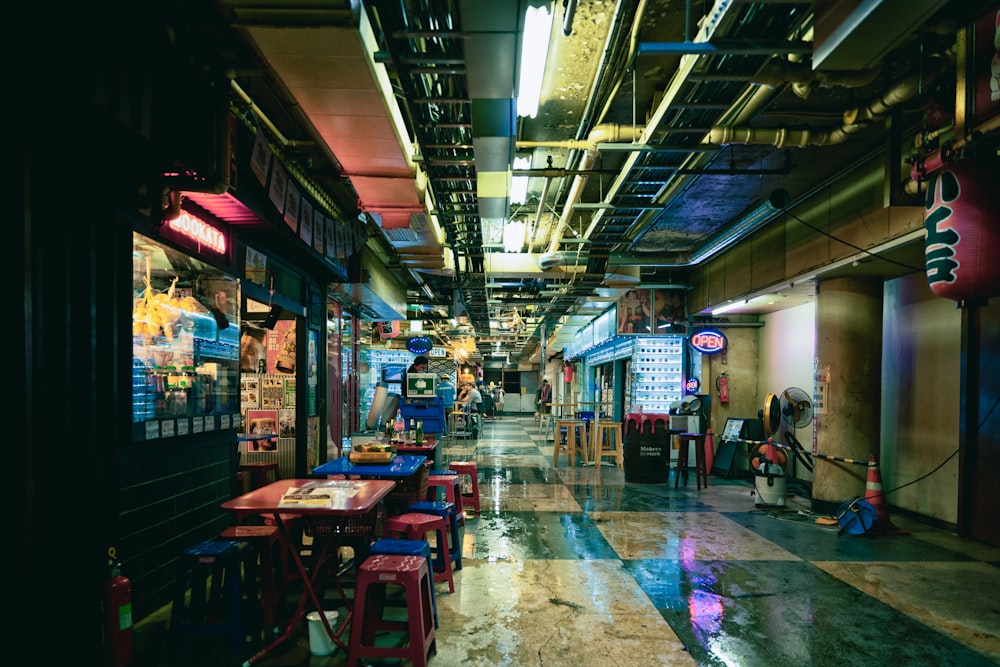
690, 329, 726, 354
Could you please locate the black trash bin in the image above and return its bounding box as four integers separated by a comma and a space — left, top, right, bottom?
624, 414, 670, 483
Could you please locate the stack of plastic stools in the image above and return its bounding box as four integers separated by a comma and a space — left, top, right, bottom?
369, 538, 438, 628
383, 512, 456, 593
347, 554, 437, 667
170, 539, 251, 651
448, 461, 481, 517
407, 499, 462, 573
218, 525, 282, 636
426, 471, 465, 525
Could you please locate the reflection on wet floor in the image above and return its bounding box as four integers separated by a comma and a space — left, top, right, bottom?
135, 415, 1000, 667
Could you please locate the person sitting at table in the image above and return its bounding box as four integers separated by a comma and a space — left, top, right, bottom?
457, 381, 483, 439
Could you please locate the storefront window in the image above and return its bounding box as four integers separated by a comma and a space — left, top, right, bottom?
131, 232, 240, 428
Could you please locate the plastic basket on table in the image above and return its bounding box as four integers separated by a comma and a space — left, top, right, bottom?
383, 466, 430, 516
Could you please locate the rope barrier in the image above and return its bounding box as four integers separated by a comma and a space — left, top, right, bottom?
730, 437, 871, 466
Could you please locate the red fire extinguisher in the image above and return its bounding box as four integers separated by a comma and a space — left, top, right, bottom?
716, 373, 730, 404
105, 547, 133, 667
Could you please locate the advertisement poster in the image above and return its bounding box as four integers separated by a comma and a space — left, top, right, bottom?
266, 320, 296, 375
278, 408, 296, 437
617, 288, 686, 334
241, 376, 260, 410
617, 288, 650, 334
246, 409, 278, 450
261, 376, 284, 409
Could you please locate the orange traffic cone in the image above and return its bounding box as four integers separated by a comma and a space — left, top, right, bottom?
703, 429, 715, 473
865, 454, 908, 536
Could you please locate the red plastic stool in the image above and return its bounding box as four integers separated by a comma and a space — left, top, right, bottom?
426, 473, 465, 525
347, 554, 437, 667
448, 461, 481, 516
383, 513, 456, 593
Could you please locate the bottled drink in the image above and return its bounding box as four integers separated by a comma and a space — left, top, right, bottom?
385, 420, 393, 441
415, 420, 424, 445
394, 410, 405, 437
408, 419, 416, 442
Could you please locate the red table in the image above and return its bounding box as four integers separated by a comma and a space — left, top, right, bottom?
221, 478, 395, 664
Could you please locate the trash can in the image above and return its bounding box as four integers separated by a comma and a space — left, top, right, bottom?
754, 463, 786, 507
306, 610, 339, 655
623, 414, 670, 483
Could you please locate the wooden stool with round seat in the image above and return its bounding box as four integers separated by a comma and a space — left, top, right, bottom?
675, 432, 709, 490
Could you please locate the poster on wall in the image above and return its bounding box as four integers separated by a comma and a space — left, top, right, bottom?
240, 324, 267, 372
250, 129, 272, 185
313, 210, 325, 254
266, 320, 296, 375
268, 161, 288, 213
617, 288, 650, 334
241, 376, 260, 410
246, 409, 278, 450
299, 199, 314, 246
261, 376, 284, 409
278, 407, 296, 437
283, 182, 301, 232
245, 247, 267, 287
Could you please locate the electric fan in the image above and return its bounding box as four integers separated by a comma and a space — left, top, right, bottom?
779, 387, 814, 473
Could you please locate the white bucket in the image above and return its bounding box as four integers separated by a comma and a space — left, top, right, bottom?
754, 464, 787, 507
306, 610, 339, 656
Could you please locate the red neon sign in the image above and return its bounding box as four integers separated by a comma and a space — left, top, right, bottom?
690, 329, 726, 354
168, 212, 226, 254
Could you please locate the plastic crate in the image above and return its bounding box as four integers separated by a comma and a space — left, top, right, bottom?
399, 399, 446, 434
306, 504, 383, 538
384, 466, 430, 514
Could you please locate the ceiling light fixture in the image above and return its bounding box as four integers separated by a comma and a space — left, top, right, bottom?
510, 156, 531, 204
517, 5, 553, 118
711, 301, 746, 316
503, 219, 527, 252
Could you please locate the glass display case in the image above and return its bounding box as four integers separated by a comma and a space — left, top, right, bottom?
132, 232, 240, 427
631, 337, 684, 413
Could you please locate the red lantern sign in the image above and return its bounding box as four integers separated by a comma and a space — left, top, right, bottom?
924, 157, 1000, 301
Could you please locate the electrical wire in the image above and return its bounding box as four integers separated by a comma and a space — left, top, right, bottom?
782, 208, 924, 272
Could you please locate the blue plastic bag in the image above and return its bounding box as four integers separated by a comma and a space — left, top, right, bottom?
836, 497, 877, 535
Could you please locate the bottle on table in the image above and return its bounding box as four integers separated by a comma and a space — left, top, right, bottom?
394, 410, 405, 439
415, 420, 423, 445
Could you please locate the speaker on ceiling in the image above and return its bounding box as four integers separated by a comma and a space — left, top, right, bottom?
263, 304, 282, 330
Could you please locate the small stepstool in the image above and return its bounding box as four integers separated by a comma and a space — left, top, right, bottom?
369, 538, 439, 628
407, 500, 462, 573
448, 461, 481, 516
170, 539, 253, 651
347, 554, 437, 667
426, 472, 465, 525
383, 512, 456, 594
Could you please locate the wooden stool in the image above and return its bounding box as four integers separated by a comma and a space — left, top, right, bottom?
554, 419, 588, 467
218, 525, 282, 635
369, 538, 438, 628
383, 513, 456, 593
170, 539, 251, 650
407, 500, 462, 573
347, 554, 437, 667
675, 432, 709, 490
448, 461, 481, 516
592, 422, 624, 468
426, 472, 465, 524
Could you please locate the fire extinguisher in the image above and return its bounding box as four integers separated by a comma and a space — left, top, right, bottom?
105, 547, 133, 667
716, 373, 730, 404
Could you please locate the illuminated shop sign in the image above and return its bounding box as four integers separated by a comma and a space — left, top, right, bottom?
168, 212, 227, 255
685, 377, 700, 394
689, 329, 726, 354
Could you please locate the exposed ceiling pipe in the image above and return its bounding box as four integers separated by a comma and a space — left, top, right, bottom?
708, 49, 956, 149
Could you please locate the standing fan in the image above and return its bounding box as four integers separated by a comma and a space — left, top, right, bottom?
779, 387, 814, 473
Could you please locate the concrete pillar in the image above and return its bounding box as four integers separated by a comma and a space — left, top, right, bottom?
812, 276, 883, 514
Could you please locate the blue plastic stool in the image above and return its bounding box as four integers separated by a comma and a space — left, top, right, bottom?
170, 539, 251, 650
407, 500, 462, 572
370, 538, 439, 628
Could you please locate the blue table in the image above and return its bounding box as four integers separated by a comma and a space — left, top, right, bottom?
313, 454, 427, 478
314, 454, 430, 515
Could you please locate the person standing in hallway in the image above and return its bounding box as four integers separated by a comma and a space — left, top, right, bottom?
539, 378, 552, 414
437, 373, 456, 434
460, 381, 483, 439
